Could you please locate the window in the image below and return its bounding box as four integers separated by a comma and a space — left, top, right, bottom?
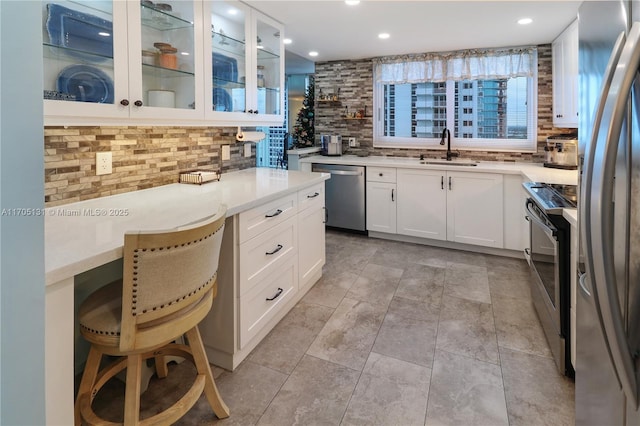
373, 47, 537, 152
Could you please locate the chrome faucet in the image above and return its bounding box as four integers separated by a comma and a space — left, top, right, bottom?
440, 128, 459, 161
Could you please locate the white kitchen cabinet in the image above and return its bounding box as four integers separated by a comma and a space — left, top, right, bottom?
238, 215, 298, 347
43, 0, 205, 125
503, 174, 528, 251
42, 0, 284, 126
396, 168, 447, 240
552, 19, 578, 128
201, 182, 326, 370
298, 183, 326, 291
446, 171, 504, 248
204, 0, 284, 125
395, 168, 503, 248
366, 167, 397, 233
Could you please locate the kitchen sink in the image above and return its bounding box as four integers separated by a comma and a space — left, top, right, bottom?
420, 160, 478, 166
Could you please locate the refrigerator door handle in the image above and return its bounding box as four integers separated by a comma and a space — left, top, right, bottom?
578, 273, 591, 297
581, 29, 626, 292
580, 29, 626, 386
588, 22, 640, 409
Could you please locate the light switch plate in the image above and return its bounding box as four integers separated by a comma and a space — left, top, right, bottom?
244, 143, 252, 157
221, 145, 230, 161
96, 151, 112, 175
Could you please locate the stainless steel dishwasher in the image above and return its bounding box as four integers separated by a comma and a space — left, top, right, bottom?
312, 163, 366, 232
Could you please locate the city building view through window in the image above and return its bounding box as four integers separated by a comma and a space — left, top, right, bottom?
381, 77, 529, 141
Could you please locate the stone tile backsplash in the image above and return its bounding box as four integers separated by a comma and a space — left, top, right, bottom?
313, 44, 574, 162
44, 45, 572, 206
44, 126, 254, 206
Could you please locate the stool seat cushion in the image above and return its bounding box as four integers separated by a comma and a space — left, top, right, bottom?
78, 279, 123, 346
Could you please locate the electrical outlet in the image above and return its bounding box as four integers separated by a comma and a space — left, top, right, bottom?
96, 151, 112, 175
244, 143, 252, 157
221, 145, 230, 161
348, 137, 357, 147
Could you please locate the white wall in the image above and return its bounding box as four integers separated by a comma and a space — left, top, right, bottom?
0, 1, 46, 424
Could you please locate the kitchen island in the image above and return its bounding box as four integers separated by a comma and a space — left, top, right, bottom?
44, 168, 329, 425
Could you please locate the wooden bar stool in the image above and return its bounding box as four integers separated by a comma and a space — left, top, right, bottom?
74, 206, 230, 425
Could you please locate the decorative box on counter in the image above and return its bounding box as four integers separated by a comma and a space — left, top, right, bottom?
179, 170, 221, 185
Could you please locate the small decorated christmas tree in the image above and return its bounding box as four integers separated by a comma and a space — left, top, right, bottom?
292, 77, 315, 147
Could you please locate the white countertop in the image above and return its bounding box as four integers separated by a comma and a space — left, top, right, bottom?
45, 168, 329, 286
286, 146, 322, 155
300, 155, 578, 185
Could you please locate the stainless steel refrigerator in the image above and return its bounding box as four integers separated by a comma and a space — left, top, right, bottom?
577, 1, 640, 424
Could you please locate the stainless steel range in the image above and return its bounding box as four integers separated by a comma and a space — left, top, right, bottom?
523, 182, 576, 377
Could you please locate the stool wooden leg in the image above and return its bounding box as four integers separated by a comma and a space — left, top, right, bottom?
185, 326, 230, 419
154, 354, 169, 379
75, 346, 102, 426
124, 353, 143, 426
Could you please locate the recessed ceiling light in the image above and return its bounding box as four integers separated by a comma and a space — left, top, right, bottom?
228, 8, 238, 15
283, 38, 292, 45
345, 1, 360, 5
309, 51, 319, 57
518, 17, 533, 25
378, 33, 390, 39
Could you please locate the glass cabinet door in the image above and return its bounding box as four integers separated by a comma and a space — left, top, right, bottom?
209, 0, 247, 114
130, 0, 201, 117
253, 13, 282, 116
42, 0, 124, 114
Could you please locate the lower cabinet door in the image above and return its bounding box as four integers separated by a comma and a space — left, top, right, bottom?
366, 181, 396, 233
446, 171, 504, 248
239, 258, 298, 348
396, 169, 446, 240
298, 206, 325, 290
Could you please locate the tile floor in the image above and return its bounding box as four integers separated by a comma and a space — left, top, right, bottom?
92, 230, 575, 425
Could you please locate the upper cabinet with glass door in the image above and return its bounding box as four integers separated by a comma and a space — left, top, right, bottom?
205, 1, 284, 125
129, 0, 203, 120
43, 0, 204, 125
42, 0, 127, 122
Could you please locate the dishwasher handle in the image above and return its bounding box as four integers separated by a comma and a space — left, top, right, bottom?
312, 168, 362, 176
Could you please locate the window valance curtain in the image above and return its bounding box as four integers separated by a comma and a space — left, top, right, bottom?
373, 46, 536, 83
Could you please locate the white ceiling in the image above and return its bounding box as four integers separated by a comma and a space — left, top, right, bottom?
246, 1, 582, 63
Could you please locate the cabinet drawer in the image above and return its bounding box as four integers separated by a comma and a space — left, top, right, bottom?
239, 216, 297, 296
239, 257, 298, 348
367, 167, 396, 183
298, 183, 325, 213
239, 193, 297, 243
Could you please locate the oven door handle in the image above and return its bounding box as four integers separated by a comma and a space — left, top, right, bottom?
525, 200, 557, 239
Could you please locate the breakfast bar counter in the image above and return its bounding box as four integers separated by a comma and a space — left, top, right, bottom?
45, 168, 328, 285
44, 168, 329, 425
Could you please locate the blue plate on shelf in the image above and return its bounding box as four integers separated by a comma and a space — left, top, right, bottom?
213, 88, 232, 111
46, 3, 113, 60
213, 52, 238, 82
56, 65, 114, 103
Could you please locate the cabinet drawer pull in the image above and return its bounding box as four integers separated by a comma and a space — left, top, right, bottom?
448, 176, 452, 190
120, 99, 129, 106
134, 100, 143, 107
265, 209, 283, 218
266, 287, 283, 301
391, 188, 395, 202
441, 176, 444, 190
265, 244, 283, 255
307, 192, 320, 199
